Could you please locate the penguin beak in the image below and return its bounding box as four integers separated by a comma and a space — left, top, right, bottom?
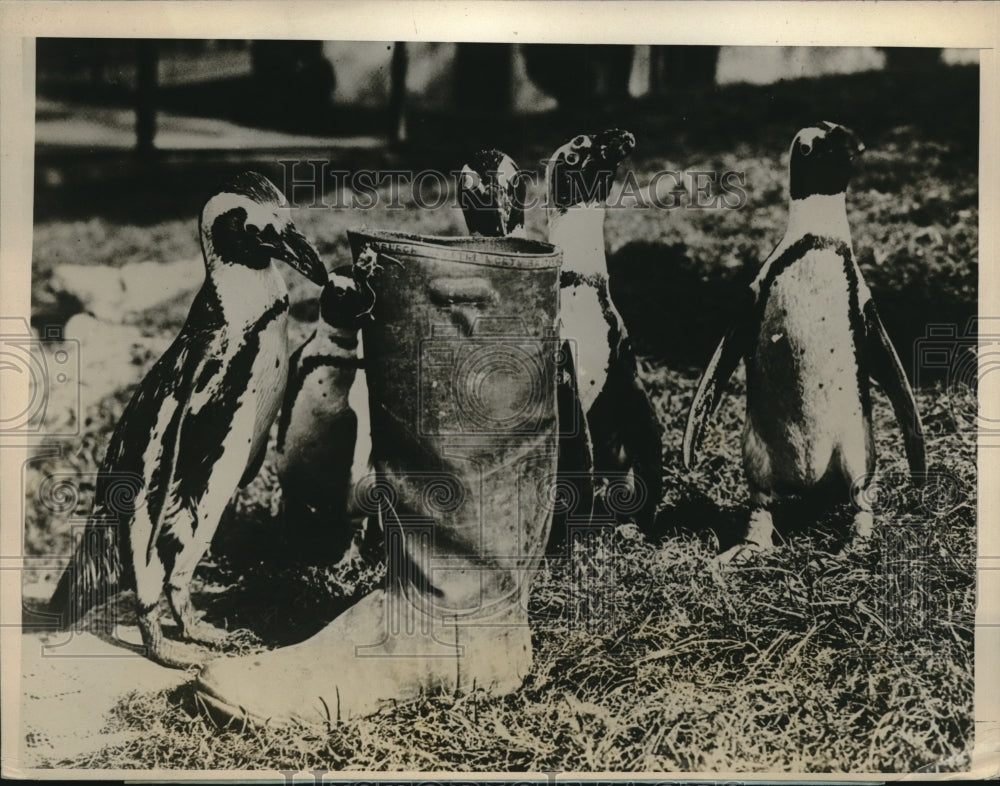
604, 129, 636, 166
841, 128, 865, 163
847, 129, 865, 157
822, 121, 865, 158
274, 225, 328, 286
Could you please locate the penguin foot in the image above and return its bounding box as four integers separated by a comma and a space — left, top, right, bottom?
181, 621, 232, 648
139, 611, 212, 668
850, 510, 875, 541
145, 638, 214, 669
717, 506, 775, 565
832, 511, 876, 559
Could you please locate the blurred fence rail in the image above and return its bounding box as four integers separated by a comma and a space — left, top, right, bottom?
35, 39, 975, 155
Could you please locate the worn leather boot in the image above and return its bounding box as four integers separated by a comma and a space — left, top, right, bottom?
196, 229, 562, 726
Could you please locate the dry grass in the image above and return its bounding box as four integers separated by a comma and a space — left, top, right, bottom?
26, 65, 977, 772
28, 380, 976, 773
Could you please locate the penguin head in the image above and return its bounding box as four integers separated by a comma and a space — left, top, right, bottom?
788, 122, 865, 200
546, 128, 636, 213
319, 272, 364, 329
200, 171, 328, 286
458, 149, 526, 237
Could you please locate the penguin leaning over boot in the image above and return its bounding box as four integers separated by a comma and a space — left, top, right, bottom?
273, 273, 369, 561
544, 129, 664, 537
683, 122, 925, 563
48, 171, 329, 667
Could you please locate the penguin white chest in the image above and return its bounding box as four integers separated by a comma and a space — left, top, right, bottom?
561, 285, 612, 413
250, 312, 289, 432
279, 328, 358, 459
756, 250, 857, 393
747, 247, 869, 486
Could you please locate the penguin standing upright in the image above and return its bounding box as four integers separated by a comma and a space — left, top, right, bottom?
683, 122, 925, 561
545, 129, 663, 532
273, 274, 366, 557
49, 172, 328, 667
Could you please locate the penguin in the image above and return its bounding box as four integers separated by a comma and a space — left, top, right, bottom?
545, 129, 663, 533
48, 171, 329, 667
683, 122, 925, 562
458, 149, 527, 238
273, 273, 368, 559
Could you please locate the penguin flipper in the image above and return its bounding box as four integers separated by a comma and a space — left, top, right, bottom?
624, 378, 664, 532
275, 330, 315, 454
588, 359, 663, 531
548, 344, 595, 551
682, 325, 747, 470
239, 439, 268, 488
863, 300, 926, 478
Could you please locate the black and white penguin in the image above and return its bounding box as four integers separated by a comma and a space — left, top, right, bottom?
545, 129, 663, 531
49, 171, 328, 666
683, 122, 925, 561
458, 149, 526, 238
273, 273, 367, 557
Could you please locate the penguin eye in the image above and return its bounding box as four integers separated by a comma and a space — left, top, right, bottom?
564, 151, 580, 166
571, 135, 589, 148
247, 220, 281, 244
799, 141, 813, 156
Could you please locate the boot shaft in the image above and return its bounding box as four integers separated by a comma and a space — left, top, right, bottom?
348, 230, 562, 615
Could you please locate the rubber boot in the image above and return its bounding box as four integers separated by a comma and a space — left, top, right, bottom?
195, 229, 562, 726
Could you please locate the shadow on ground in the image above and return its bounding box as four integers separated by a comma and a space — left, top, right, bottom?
650, 490, 859, 556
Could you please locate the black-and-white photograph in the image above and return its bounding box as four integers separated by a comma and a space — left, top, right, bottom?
1, 5, 990, 777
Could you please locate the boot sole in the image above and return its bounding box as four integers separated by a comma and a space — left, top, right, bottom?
194, 684, 302, 731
